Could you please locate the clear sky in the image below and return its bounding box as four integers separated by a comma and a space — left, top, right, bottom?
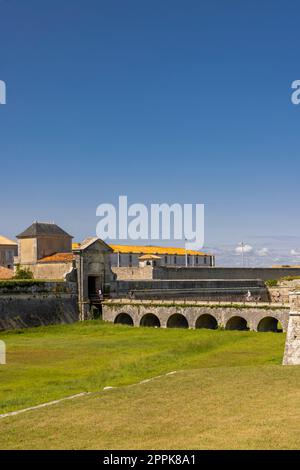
0, 0, 300, 251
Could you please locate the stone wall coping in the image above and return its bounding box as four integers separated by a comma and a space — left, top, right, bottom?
103, 298, 289, 309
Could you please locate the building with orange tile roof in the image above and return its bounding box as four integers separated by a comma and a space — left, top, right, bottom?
14, 224, 115, 321
73, 242, 215, 268
15, 222, 74, 279
109, 244, 214, 268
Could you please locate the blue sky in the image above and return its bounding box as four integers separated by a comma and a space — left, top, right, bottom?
0, 0, 300, 262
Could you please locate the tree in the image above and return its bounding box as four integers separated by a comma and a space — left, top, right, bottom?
13, 264, 34, 280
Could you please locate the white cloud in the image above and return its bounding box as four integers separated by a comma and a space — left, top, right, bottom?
257, 247, 269, 256
235, 243, 253, 254
291, 249, 300, 256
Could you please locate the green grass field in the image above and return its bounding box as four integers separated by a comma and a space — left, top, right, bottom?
0, 321, 299, 449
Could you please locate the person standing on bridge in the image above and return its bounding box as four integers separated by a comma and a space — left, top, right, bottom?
246, 290, 252, 301
98, 288, 103, 301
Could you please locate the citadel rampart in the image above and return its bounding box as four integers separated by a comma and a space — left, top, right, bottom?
0, 281, 78, 330
114, 279, 269, 302
112, 266, 300, 282
151, 266, 300, 281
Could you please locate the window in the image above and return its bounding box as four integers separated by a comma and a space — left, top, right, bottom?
196, 256, 198, 265
165, 256, 168, 264
204, 257, 207, 265
5, 250, 12, 262
129, 254, 132, 267
187, 256, 190, 265
174, 256, 177, 264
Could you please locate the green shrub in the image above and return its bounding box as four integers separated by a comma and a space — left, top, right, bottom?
0, 279, 48, 288
281, 276, 300, 282
13, 264, 34, 280
265, 279, 278, 287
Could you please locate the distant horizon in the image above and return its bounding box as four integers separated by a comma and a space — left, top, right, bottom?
2, 218, 300, 268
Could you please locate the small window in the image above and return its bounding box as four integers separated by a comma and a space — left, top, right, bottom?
165, 256, 168, 264
187, 256, 190, 265
129, 254, 132, 266
195, 256, 198, 265
204, 257, 207, 265
174, 256, 177, 264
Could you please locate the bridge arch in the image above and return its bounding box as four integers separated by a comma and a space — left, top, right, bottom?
140, 313, 161, 328
225, 316, 249, 331
257, 316, 282, 332
195, 314, 218, 330
167, 313, 189, 329
114, 312, 134, 326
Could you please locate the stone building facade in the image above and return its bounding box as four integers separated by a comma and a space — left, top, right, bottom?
0, 235, 17, 269
16, 222, 74, 278
110, 244, 215, 268
72, 237, 115, 320
15, 222, 115, 320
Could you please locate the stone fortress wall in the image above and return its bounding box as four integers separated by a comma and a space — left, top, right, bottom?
0, 281, 78, 331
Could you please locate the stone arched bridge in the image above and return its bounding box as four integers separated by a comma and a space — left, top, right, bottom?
102, 299, 290, 332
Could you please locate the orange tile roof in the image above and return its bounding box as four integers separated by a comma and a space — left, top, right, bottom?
0, 266, 14, 279
73, 241, 212, 256
109, 244, 209, 256
38, 252, 74, 263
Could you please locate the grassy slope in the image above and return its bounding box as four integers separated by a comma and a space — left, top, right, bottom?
0, 321, 285, 414
2, 321, 299, 450
1, 365, 300, 449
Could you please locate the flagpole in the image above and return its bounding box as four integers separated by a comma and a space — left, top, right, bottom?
241, 242, 245, 267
